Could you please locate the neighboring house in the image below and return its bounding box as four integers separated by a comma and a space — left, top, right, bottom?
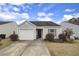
0, 21, 18, 38
19, 21, 61, 40
61, 19, 79, 38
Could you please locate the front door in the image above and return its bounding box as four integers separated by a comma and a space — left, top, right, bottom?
36, 29, 43, 39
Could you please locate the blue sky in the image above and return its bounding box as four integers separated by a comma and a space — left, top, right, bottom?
0, 3, 79, 24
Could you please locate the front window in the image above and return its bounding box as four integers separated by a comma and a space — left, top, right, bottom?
48, 29, 56, 36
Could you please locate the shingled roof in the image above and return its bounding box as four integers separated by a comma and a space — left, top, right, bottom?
0, 21, 13, 25
30, 21, 60, 26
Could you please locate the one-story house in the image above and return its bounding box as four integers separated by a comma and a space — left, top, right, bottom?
0, 21, 18, 38
61, 18, 79, 38
19, 21, 61, 40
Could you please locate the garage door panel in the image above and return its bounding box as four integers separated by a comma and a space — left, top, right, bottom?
19, 30, 35, 40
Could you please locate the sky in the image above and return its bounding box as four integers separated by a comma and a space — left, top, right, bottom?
0, 3, 79, 24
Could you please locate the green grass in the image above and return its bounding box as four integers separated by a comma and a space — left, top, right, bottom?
46, 40, 79, 56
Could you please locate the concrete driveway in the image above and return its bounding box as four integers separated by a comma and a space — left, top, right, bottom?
0, 40, 50, 56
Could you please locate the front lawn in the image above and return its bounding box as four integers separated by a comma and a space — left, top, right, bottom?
0, 39, 14, 49
46, 40, 79, 56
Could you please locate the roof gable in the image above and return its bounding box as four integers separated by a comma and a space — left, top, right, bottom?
19, 20, 36, 27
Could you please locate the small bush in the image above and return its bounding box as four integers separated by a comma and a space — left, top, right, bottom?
64, 28, 73, 39
58, 34, 67, 42
0, 34, 6, 39
45, 33, 54, 41
9, 34, 19, 41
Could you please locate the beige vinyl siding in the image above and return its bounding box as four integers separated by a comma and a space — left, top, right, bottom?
0, 22, 18, 38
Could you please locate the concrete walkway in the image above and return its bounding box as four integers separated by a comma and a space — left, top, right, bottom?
0, 40, 50, 56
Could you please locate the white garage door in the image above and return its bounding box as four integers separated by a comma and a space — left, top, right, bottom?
19, 30, 35, 40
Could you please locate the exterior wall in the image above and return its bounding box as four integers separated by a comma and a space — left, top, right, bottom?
19, 21, 36, 40
0, 22, 18, 38
19, 21, 61, 40
36, 26, 61, 39
61, 22, 79, 38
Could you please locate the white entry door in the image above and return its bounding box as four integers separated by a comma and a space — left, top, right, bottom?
19, 30, 35, 40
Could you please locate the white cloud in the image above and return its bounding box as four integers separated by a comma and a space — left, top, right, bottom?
47, 13, 54, 16
37, 12, 54, 21
59, 13, 79, 24
0, 4, 21, 12
65, 9, 75, 12
0, 12, 15, 20
0, 4, 30, 24
60, 13, 79, 23
58, 14, 74, 24
62, 13, 79, 21
73, 13, 79, 18
13, 7, 19, 11
0, 12, 30, 24
37, 17, 52, 21
26, 5, 30, 8
37, 12, 46, 17
21, 13, 30, 19
63, 15, 73, 21
26, 5, 32, 9
37, 12, 54, 17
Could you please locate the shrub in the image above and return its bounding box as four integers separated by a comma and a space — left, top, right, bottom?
0, 34, 6, 39
58, 33, 67, 42
9, 34, 19, 41
45, 33, 54, 41
64, 28, 73, 39
9, 31, 19, 41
